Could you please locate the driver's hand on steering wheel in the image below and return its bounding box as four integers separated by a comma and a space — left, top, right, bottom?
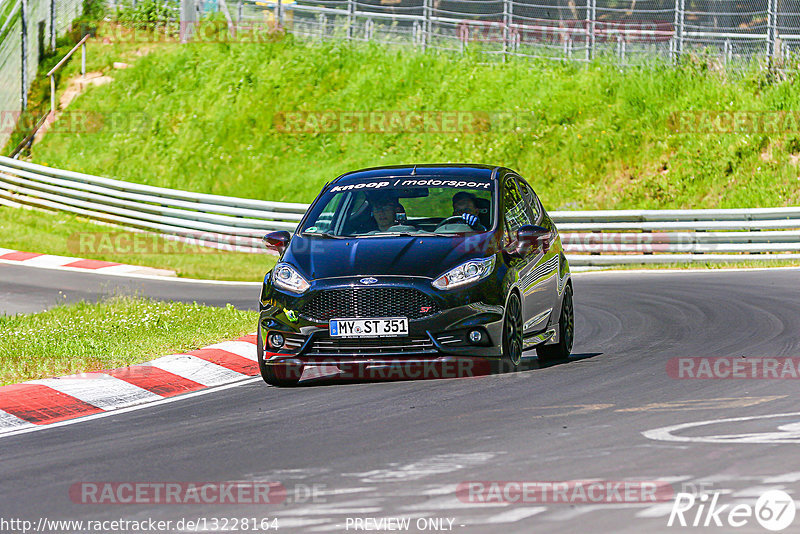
460, 213, 483, 229
460, 213, 479, 227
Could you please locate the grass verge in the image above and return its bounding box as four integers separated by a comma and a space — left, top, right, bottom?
0, 206, 276, 281
21, 33, 800, 210
0, 295, 258, 385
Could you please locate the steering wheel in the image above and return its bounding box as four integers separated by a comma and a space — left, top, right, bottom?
435, 215, 472, 229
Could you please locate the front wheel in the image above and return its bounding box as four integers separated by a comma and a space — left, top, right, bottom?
536, 284, 574, 364
501, 292, 523, 372
257, 325, 303, 387
260, 363, 304, 387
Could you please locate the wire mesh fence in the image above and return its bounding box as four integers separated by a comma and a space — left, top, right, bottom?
219, 0, 800, 67
0, 0, 82, 149
0, 0, 186, 150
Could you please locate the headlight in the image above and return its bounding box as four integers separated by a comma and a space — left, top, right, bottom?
432, 256, 496, 290
272, 263, 310, 294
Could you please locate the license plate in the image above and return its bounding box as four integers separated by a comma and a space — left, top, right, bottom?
329, 317, 408, 338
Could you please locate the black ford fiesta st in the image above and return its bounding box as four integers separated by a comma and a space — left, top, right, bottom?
257, 164, 574, 386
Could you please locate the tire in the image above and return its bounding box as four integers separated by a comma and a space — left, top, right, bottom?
257, 325, 303, 387
501, 292, 523, 372
261, 363, 304, 387
536, 284, 574, 364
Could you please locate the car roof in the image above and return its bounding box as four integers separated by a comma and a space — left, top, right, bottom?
332, 164, 503, 184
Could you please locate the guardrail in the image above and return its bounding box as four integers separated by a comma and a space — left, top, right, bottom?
0, 156, 307, 254
1, 155, 800, 266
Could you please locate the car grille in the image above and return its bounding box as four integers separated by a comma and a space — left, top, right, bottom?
300, 288, 440, 322
306, 336, 437, 356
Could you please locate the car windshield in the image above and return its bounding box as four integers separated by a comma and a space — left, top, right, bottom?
300, 177, 495, 237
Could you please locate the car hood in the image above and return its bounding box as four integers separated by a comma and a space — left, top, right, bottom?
283, 233, 498, 280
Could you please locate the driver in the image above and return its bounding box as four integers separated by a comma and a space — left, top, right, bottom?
452, 192, 485, 231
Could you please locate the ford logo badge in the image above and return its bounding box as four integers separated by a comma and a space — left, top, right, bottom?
360, 277, 378, 285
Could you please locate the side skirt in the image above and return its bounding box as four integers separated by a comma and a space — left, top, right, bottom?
523, 326, 558, 350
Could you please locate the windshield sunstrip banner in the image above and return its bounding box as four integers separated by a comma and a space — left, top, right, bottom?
329, 178, 492, 193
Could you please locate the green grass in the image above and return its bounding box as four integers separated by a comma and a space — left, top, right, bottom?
0, 0, 20, 42
0, 206, 276, 280
2, 27, 183, 155
23, 34, 800, 210
0, 295, 258, 385
7, 30, 800, 278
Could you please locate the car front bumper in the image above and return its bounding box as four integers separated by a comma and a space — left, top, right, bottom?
258, 274, 507, 366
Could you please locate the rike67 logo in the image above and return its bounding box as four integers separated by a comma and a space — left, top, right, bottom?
668, 489, 796, 531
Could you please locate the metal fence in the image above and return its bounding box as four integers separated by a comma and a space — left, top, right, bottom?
0, 0, 83, 149
0, 0, 185, 151
2, 155, 800, 266
222, 0, 800, 66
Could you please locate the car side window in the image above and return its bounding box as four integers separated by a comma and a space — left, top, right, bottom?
502, 176, 532, 245
515, 177, 542, 223
310, 194, 344, 232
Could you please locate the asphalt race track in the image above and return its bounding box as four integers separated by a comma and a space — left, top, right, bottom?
2, 267, 800, 533
0, 263, 259, 314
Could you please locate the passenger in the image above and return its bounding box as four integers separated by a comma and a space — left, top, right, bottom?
369, 194, 403, 232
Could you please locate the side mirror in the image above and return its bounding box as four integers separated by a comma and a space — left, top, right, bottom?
516, 225, 551, 254
263, 231, 291, 254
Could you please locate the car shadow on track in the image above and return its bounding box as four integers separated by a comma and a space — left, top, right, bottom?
524, 352, 603, 371
291, 352, 604, 387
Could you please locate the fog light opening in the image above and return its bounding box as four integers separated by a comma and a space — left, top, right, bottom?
468, 329, 484, 345
268, 332, 285, 349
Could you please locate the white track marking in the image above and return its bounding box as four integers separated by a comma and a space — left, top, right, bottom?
314, 487, 376, 497
0, 409, 36, 430
764, 472, 800, 483
421, 485, 458, 496
19, 255, 82, 267
277, 507, 384, 516
733, 485, 791, 498
400, 496, 509, 511
545, 503, 650, 521
29, 374, 162, 410
149, 354, 247, 386
91, 264, 160, 275
343, 453, 496, 483
0, 259, 261, 285
636, 502, 678, 518
203, 341, 258, 361
476, 507, 547, 523
643, 412, 800, 444
0, 377, 260, 439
